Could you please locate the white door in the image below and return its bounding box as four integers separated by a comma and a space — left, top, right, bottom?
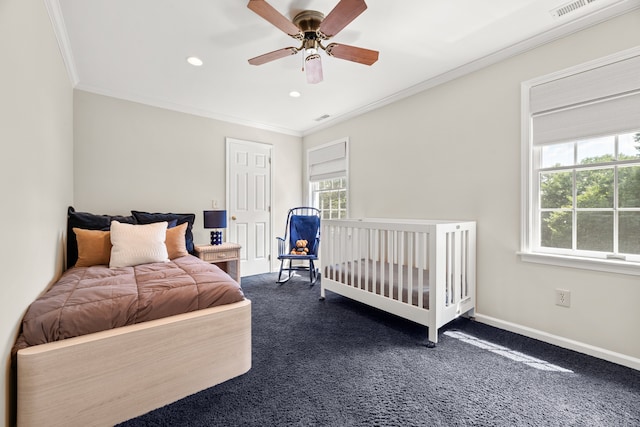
226, 138, 272, 276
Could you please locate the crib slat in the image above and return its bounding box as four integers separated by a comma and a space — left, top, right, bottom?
336, 226, 340, 282
325, 225, 331, 281
349, 226, 354, 289
407, 232, 413, 305
376, 230, 389, 296
452, 230, 458, 304
343, 225, 348, 285
354, 227, 359, 290
371, 229, 377, 294
387, 230, 393, 299
378, 229, 383, 297
463, 229, 469, 299
417, 232, 424, 309
452, 230, 457, 305
353, 228, 367, 289
446, 231, 452, 306
364, 228, 370, 292
332, 225, 336, 281
340, 226, 346, 284
397, 231, 403, 302
460, 230, 465, 300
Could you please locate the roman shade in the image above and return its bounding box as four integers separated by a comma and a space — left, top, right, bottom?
530, 51, 640, 146
308, 139, 348, 182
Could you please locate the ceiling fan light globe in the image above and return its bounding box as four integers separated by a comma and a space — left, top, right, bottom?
305, 54, 323, 84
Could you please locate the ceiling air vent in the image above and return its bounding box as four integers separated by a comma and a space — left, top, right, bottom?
550, 0, 599, 19
314, 114, 331, 122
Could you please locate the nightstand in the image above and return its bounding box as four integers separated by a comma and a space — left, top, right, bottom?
194, 242, 242, 283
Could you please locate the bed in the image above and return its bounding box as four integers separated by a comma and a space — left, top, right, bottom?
12, 208, 252, 427
321, 218, 476, 346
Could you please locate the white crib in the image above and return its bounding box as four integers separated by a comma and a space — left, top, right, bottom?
320, 219, 476, 346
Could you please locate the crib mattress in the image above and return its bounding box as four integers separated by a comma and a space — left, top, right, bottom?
324, 259, 430, 308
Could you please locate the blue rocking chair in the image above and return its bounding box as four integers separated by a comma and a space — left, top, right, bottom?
276, 207, 321, 284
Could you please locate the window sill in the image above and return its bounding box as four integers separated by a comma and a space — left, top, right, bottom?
518, 251, 640, 276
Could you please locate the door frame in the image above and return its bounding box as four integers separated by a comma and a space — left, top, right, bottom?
226, 137, 274, 274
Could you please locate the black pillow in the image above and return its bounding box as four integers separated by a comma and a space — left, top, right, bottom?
131, 210, 196, 253
66, 206, 137, 268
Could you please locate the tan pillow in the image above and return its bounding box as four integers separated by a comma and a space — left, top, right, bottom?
109, 221, 169, 268
73, 228, 112, 267
166, 222, 188, 259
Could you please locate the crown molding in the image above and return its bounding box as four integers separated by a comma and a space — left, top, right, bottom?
44, 0, 79, 86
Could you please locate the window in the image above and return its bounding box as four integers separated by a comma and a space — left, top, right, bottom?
522, 48, 640, 274
310, 177, 347, 219
307, 138, 348, 219
537, 132, 640, 257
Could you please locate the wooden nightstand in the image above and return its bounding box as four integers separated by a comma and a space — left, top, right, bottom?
194, 242, 242, 283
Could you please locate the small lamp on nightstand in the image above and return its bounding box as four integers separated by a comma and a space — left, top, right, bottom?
203, 210, 227, 245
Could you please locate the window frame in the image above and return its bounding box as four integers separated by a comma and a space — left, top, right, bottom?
520, 48, 640, 276
307, 138, 349, 219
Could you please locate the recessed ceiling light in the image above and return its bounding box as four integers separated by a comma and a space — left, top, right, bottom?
186, 56, 203, 67
289, 91, 301, 98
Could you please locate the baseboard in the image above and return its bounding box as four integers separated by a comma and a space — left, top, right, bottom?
473, 314, 640, 371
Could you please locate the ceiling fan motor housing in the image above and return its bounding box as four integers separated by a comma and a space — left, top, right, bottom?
293, 10, 325, 51
293, 10, 324, 32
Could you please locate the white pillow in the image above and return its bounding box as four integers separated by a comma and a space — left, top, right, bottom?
109, 220, 169, 268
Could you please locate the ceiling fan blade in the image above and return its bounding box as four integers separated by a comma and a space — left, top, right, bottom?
305, 54, 323, 84
247, 0, 301, 37
318, 0, 367, 38
248, 47, 298, 65
325, 43, 378, 66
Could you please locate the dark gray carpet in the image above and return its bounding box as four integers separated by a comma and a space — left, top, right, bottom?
119, 273, 640, 426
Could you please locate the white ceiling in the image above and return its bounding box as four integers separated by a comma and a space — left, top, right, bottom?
51, 0, 638, 136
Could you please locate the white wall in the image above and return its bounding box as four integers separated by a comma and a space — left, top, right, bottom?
73, 90, 303, 270
303, 10, 640, 367
0, 0, 74, 424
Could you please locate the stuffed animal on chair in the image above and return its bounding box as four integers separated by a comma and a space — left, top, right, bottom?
290, 239, 310, 255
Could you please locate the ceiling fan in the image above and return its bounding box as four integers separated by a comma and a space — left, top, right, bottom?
247, 0, 379, 84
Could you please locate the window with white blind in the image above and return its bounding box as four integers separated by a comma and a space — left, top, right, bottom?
521, 47, 640, 275
307, 138, 348, 219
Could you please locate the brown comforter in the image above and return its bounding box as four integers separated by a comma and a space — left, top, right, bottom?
15, 255, 244, 348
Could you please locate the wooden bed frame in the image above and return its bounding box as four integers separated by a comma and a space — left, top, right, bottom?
16, 298, 251, 427
321, 218, 476, 346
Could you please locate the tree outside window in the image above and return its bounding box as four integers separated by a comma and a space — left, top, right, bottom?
539, 131, 640, 256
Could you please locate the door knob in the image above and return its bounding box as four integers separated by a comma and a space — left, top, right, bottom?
231, 216, 237, 220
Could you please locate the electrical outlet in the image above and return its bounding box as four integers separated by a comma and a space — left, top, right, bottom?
555, 289, 571, 308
